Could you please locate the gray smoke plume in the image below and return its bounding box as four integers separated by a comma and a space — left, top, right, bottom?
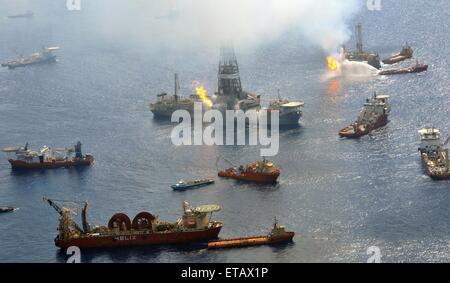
89, 0, 361, 52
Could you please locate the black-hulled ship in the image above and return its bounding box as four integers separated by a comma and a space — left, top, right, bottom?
1, 47, 59, 69
339, 93, 390, 139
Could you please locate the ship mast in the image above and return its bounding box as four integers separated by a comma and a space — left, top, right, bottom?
174, 73, 180, 99
356, 23, 363, 53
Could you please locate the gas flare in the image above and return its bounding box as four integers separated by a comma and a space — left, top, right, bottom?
193, 81, 213, 107
326, 56, 339, 71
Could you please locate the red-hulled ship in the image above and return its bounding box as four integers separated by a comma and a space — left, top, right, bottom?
2, 141, 94, 170
218, 158, 280, 184
339, 93, 390, 139
208, 219, 294, 250
44, 199, 222, 249
382, 44, 413, 65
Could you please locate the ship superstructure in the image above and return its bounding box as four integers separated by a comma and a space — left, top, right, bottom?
1, 47, 59, 69
418, 128, 450, 180
339, 93, 390, 138
215, 46, 260, 111
44, 199, 223, 249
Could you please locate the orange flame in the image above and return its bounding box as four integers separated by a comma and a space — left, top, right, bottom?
326, 56, 338, 71
193, 81, 213, 107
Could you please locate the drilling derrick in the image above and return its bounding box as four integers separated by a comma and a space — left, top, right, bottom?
215, 46, 260, 111
217, 46, 243, 100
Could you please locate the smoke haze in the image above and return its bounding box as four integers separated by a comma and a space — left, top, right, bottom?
0, 0, 361, 53
94, 0, 361, 52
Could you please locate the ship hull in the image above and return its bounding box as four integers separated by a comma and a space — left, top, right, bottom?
8, 156, 94, 170
3, 56, 57, 69
0, 207, 16, 213
420, 154, 450, 181
218, 170, 280, 184
279, 111, 302, 126
339, 114, 389, 139
379, 65, 428, 76
382, 55, 412, 65
208, 232, 295, 249
171, 181, 215, 191
55, 224, 222, 249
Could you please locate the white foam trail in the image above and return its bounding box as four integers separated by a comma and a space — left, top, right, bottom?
325, 48, 378, 80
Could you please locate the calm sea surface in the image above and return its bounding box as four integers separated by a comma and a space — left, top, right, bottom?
1, 0, 450, 262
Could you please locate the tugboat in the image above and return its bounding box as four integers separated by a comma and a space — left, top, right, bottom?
208, 218, 295, 249
171, 179, 215, 191
150, 74, 210, 118
2, 142, 94, 170
1, 47, 59, 69
218, 157, 280, 184
339, 93, 390, 139
0, 207, 17, 213
382, 43, 414, 64
418, 128, 450, 180
44, 199, 222, 249
379, 60, 428, 76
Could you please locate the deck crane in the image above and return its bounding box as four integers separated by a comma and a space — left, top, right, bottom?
43, 198, 90, 233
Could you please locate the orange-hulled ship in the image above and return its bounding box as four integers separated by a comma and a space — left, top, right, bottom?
44, 199, 222, 249
208, 219, 294, 249
2, 141, 94, 170
218, 158, 280, 183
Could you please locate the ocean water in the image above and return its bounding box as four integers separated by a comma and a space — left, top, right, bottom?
1, 0, 450, 263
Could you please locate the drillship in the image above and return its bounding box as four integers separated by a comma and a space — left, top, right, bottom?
2, 141, 94, 170
343, 23, 381, 69
150, 74, 209, 118
339, 93, 390, 139
44, 199, 223, 249
1, 47, 59, 69
418, 128, 450, 180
